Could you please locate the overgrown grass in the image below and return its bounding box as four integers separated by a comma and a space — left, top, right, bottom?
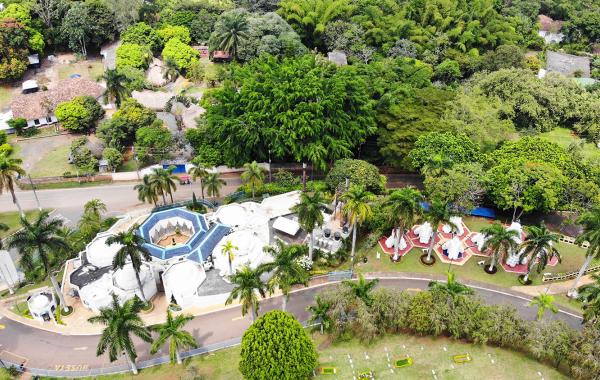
29, 144, 75, 177
117, 159, 138, 172
0, 84, 16, 110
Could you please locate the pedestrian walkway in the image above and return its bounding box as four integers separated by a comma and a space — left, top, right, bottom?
512, 274, 595, 297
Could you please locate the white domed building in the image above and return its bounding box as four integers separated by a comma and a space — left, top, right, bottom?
27, 291, 57, 322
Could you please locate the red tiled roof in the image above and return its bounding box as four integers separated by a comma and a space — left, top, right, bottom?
538, 14, 563, 33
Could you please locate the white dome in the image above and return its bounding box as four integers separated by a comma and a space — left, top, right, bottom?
86, 234, 123, 268
28, 293, 54, 313
113, 263, 152, 291
213, 230, 269, 275
215, 203, 268, 229
163, 260, 205, 299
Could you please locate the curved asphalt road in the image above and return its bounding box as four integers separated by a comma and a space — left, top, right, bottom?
0, 277, 582, 374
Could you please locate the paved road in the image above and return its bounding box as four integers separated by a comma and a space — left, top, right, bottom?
0, 277, 582, 373
0, 175, 243, 223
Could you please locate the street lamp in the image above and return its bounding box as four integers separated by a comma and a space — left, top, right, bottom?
302, 162, 307, 191
268, 149, 272, 183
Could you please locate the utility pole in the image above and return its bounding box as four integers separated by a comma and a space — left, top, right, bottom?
268, 149, 272, 183
302, 162, 307, 191
28, 174, 42, 211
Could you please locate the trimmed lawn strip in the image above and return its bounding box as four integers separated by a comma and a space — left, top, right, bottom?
0, 210, 44, 238
20, 180, 114, 190
29, 144, 75, 177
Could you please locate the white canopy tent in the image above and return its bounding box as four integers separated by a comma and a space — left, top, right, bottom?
443, 216, 464, 235
385, 229, 407, 250
414, 222, 433, 244
442, 237, 464, 260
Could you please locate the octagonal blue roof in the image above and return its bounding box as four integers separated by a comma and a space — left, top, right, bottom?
138, 207, 230, 262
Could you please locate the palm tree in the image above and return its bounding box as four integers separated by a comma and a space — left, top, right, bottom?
241, 161, 265, 199
0, 222, 8, 250
384, 188, 423, 262
134, 174, 159, 206
188, 164, 208, 200
260, 241, 309, 312
578, 274, 600, 323
226, 265, 268, 322
221, 240, 238, 275
205, 172, 226, 198
519, 224, 561, 284
88, 294, 152, 374
9, 211, 70, 311
0, 154, 26, 216
480, 222, 519, 274
107, 230, 152, 302
150, 310, 197, 365
568, 208, 600, 298
529, 294, 558, 321
84, 199, 107, 217
307, 296, 331, 334
149, 167, 178, 204
213, 11, 249, 60
341, 185, 375, 268
162, 57, 180, 82
428, 271, 474, 299
100, 69, 130, 108
421, 154, 452, 177
292, 191, 325, 260
342, 274, 379, 306
421, 201, 458, 265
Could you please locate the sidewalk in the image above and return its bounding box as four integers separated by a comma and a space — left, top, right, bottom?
511, 274, 595, 297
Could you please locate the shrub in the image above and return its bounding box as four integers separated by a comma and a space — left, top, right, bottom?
116, 43, 152, 70
7, 117, 27, 135
326, 159, 385, 194
161, 38, 199, 71
102, 147, 123, 171
121, 22, 161, 53
157, 25, 191, 44
55, 96, 104, 133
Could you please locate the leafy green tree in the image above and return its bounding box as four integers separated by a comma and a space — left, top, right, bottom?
239, 310, 317, 380
149, 167, 178, 204
433, 59, 461, 84
0, 17, 33, 80
383, 187, 423, 261
102, 148, 123, 172
60, 2, 115, 56
241, 161, 265, 198
226, 265, 268, 322
424, 163, 486, 213
342, 184, 375, 265
408, 132, 479, 172
307, 295, 331, 334
204, 172, 226, 198
106, 230, 152, 302
568, 208, 600, 297
135, 123, 173, 163
528, 320, 576, 369
150, 310, 197, 364
210, 9, 249, 60
519, 224, 561, 283
422, 201, 458, 265
529, 294, 558, 321
100, 69, 131, 108
0, 154, 25, 215
162, 57, 180, 82
9, 211, 70, 310
134, 174, 158, 206
480, 222, 519, 273
343, 274, 379, 306
88, 295, 152, 374
577, 274, 600, 324
55, 96, 104, 133
480, 44, 525, 71
84, 199, 107, 217
121, 22, 161, 53
325, 159, 384, 194
292, 191, 325, 260
568, 322, 600, 379
116, 43, 152, 70
7, 118, 27, 136
161, 38, 200, 71
204, 54, 375, 169
428, 271, 473, 299
260, 241, 309, 312
157, 25, 191, 44
98, 98, 157, 148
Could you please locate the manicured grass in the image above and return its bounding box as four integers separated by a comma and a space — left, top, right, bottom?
0, 210, 43, 238
29, 144, 75, 177
57, 61, 104, 81
20, 179, 113, 190
539, 128, 600, 161
92, 333, 567, 380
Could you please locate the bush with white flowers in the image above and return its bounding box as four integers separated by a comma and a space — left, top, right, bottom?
296, 255, 313, 271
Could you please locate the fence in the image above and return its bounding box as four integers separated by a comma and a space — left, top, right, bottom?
542, 264, 600, 283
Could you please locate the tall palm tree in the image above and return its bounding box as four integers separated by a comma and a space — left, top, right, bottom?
188, 164, 208, 199
150, 310, 197, 365
342, 274, 379, 306
341, 185, 375, 267
384, 188, 423, 262
134, 174, 159, 206
577, 274, 600, 323
260, 241, 309, 312
88, 294, 152, 374
568, 208, 600, 297
162, 57, 180, 82
221, 240, 238, 275
307, 296, 331, 334
0, 154, 26, 216
226, 265, 268, 322
9, 211, 70, 311
428, 271, 474, 299
204, 172, 226, 199
213, 11, 249, 60
421, 201, 458, 265
480, 222, 519, 274
84, 199, 107, 217
519, 224, 561, 283
292, 191, 325, 260
0, 222, 8, 250
100, 69, 130, 108
107, 230, 152, 302
149, 167, 178, 204
529, 293, 558, 321
241, 161, 265, 199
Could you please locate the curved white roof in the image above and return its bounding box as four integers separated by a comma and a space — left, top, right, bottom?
215, 202, 268, 228
163, 260, 205, 297
213, 230, 270, 275
86, 234, 123, 268
113, 263, 152, 291
28, 293, 54, 313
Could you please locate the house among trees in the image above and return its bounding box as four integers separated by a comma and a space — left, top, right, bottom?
210, 50, 231, 62
537, 15, 564, 44
541, 51, 591, 78
327, 51, 348, 66
10, 77, 104, 129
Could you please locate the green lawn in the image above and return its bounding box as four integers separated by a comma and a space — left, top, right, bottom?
117, 159, 138, 172
0, 84, 16, 110
92, 333, 567, 380
29, 144, 75, 177
539, 128, 600, 161
57, 61, 104, 81
20, 179, 113, 190
0, 210, 43, 238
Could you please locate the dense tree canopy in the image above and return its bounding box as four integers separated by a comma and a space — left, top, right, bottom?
97, 99, 157, 149
203, 54, 375, 169
55, 96, 104, 133
325, 159, 385, 194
